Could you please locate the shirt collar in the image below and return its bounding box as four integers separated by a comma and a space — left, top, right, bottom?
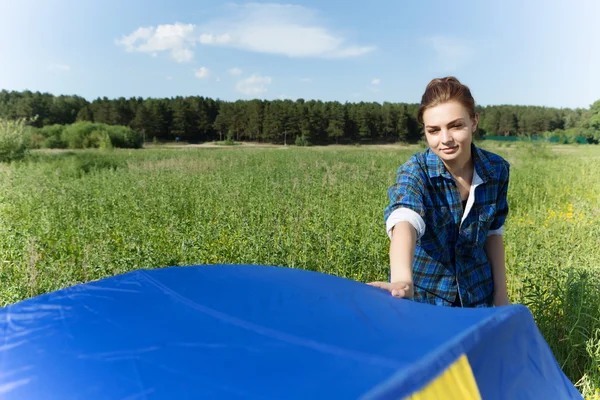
425, 143, 494, 183
471, 143, 495, 183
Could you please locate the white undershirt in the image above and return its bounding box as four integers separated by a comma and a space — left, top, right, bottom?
386, 168, 504, 240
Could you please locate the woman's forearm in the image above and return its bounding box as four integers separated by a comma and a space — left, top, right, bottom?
484, 234, 509, 303
389, 222, 417, 284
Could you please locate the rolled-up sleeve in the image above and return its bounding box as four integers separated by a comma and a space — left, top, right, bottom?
384, 163, 427, 240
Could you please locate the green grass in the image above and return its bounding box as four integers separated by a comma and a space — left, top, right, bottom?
1, 143, 599, 397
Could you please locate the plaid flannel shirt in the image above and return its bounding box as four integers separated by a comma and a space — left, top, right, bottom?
384, 144, 510, 307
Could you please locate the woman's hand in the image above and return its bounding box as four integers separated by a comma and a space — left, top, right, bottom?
367, 281, 414, 299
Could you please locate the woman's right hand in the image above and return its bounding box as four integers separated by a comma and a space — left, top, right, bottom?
367, 281, 414, 299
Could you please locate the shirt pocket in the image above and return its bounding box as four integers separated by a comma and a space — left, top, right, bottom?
476, 204, 497, 244
459, 204, 496, 249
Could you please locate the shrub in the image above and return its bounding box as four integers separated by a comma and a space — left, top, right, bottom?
0, 118, 29, 163
106, 124, 142, 148
295, 135, 311, 147
29, 133, 46, 149
61, 122, 142, 149
38, 124, 67, 148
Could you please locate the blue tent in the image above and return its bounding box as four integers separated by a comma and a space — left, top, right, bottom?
0, 264, 582, 399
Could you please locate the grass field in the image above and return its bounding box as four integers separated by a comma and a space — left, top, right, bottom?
1, 142, 599, 397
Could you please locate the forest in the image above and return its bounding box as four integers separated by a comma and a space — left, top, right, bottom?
1, 89, 598, 146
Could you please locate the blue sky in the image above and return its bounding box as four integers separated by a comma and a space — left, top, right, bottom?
1, 0, 599, 109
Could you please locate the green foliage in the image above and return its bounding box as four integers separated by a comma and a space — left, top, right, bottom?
0, 142, 599, 396
72, 153, 124, 174
60, 122, 142, 149
3, 88, 598, 146
588, 100, 600, 130
295, 135, 312, 146
98, 131, 113, 150
484, 144, 600, 396
520, 269, 600, 386
538, 128, 595, 144
0, 118, 30, 163
0, 89, 88, 127
583, 99, 600, 144
213, 138, 240, 146
104, 124, 142, 148
37, 124, 68, 148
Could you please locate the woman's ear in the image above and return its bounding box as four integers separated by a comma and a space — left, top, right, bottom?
471, 113, 479, 132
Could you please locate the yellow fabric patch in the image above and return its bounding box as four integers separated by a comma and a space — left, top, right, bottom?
405, 354, 481, 400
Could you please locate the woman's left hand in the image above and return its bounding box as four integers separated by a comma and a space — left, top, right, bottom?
367, 281, 414, 299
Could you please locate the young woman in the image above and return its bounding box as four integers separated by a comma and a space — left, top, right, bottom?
368, 77, 511, 308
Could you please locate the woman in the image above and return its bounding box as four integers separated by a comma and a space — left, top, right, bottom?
368, 77, 511, 308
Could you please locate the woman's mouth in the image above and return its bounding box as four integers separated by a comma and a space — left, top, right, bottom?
441, 145, 458, 154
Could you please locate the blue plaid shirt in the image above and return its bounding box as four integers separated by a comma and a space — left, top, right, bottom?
384, 144, 510, 307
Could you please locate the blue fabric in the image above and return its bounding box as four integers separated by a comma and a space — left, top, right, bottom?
0, 265, 580, 399
384, 144, 510, 307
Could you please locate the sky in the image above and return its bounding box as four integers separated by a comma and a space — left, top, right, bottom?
1, 0, 599, 109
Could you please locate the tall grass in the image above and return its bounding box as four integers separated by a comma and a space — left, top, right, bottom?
484, 142, 600, 396
0, 143, 598, 396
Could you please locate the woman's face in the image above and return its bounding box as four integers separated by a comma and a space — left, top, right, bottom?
422, 101, 478, 165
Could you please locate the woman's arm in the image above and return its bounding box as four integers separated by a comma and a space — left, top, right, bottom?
484, 234, 510, 306
389, 222, 416, 284
368, 221, 416, 298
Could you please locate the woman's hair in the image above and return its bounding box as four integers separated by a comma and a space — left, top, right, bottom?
417, 77, 476, 125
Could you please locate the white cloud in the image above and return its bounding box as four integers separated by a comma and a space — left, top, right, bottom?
115, 22, 197, 63
368, 78, 381, 93
301, 77, 312, 83
48, 64, 70, 71
228, 67, 243, 76
278, 94, 291, 100
429, 36, 473, 72
166, 76, 173, 80
172, 48, 194, 63
198, 4, 374, 58
236, 73, 272, 96
199, 33, 231, 45
195, 66, 210, 78
116, 4, 374, 62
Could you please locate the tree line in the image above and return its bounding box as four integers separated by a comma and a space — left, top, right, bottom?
1, 89, 598, 145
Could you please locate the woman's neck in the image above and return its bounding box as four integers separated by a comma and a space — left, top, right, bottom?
443, 149, 474, 182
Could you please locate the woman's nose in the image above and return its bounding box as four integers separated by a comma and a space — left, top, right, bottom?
440, 129, 452, 143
